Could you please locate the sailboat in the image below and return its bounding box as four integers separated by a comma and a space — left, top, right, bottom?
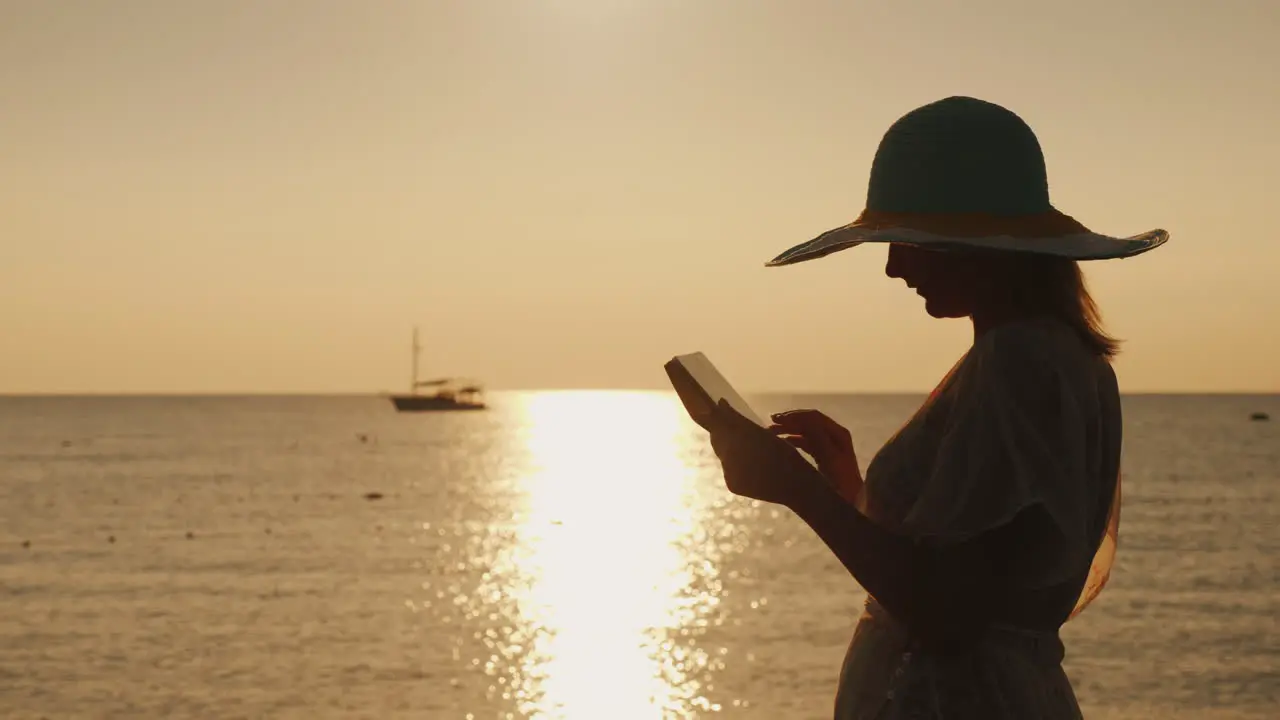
389, 327, 487, 412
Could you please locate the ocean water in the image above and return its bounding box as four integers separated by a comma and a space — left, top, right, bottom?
0, 392, 1275, 720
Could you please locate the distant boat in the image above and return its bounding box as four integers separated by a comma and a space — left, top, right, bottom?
389, 328, 486, 412
1250, 411, 1270, 422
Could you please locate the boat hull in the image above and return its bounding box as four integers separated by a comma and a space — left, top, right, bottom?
390, 395, 486, 412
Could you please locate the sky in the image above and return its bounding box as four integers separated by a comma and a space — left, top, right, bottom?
2, 0, 1278, 394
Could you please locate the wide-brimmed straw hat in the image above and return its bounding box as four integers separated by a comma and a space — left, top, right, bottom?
766, 96, 1168, 267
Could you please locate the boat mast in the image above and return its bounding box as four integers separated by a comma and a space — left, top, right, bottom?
411, 326, 421, 393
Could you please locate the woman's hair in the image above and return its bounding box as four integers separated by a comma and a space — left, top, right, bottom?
1000, 255, 1121, 359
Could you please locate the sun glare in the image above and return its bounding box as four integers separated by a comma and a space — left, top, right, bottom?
498, 391, 720, 718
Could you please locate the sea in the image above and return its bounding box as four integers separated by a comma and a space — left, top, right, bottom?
0, 392, 1275, 719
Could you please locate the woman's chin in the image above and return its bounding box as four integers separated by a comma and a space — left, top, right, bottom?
922, 297, 966, 320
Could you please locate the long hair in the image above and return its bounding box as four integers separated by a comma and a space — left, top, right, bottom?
1002, 255, 1121, 359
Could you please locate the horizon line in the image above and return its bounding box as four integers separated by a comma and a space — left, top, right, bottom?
0, 389, 1275, 398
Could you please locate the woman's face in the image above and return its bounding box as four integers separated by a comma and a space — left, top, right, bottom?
884, 244, 990, 319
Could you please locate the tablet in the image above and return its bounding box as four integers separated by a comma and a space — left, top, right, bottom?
664, 352, 768, 429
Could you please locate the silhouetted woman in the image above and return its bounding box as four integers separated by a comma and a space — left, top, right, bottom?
707, 97, 1168, 719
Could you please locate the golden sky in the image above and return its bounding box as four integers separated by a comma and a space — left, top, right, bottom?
2, 0, 1277, 393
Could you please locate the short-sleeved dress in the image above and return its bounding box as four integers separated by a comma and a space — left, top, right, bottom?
834, 317, 1123, 720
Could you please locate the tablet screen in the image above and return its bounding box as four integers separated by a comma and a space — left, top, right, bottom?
664, 352, 768, 428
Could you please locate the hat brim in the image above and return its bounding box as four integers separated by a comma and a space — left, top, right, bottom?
766, 224, 1169, 267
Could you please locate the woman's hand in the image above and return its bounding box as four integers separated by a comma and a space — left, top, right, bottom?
768, 409, 864, 505
706, 400, 824, 507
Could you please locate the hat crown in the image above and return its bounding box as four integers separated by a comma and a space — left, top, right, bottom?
866, 96, 1051, 215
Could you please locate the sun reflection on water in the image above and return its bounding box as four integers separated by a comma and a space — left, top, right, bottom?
492, 391, 725, 718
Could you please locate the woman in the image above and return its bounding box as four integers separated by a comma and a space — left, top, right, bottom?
707, 97, 1168, 719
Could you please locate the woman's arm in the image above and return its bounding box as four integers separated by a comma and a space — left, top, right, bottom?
707, 342, 1077, 652
785, 476, 1052, 652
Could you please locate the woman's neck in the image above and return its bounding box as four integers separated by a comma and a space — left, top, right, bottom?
970, 304, 1043, 341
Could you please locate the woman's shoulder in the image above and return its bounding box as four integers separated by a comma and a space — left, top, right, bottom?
979, 315, 1082, 352
963, 316, 1116, 414
972, 317, 1099, 373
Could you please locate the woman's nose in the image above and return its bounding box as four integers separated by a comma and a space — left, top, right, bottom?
885, 246, 905, 278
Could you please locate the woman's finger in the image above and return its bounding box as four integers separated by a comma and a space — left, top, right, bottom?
707, 405, 746, 442
768, 423, 808, 439
813, 413, 851, 446
773, 410, 849, 448
780, 434, 814, 455
714, 399, 752, 430
771, 408, 815, 419
708, 428, 733, 459
770, 409, 826, 433
776, 416, 837, 451
769, 408, 817, 424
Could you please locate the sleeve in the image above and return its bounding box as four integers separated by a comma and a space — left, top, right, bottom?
898, 324, 1101, 589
